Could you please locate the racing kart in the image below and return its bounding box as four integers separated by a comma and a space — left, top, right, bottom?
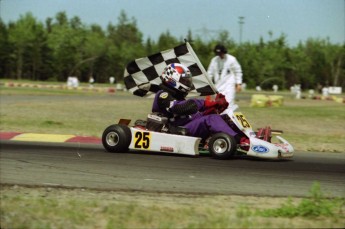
102, 104, 294, 160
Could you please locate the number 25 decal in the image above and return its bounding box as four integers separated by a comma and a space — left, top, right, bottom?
134, 131, 151, 149
235, 113, 251, 128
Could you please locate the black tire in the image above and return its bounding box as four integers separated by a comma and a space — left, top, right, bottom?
208, 133, 237, 159
102, 124, 132, 153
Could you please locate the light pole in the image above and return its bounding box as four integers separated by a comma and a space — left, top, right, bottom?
0, 0, 2, 20
238, 16, 245, 44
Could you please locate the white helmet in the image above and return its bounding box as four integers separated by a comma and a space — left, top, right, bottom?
160, 63, 193, 93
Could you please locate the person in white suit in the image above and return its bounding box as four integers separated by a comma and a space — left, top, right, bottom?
207, 44, 243, 107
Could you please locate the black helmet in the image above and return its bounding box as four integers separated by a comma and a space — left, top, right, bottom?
214, 44, 227, 54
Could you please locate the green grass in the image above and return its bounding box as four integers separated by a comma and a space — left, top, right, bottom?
1, 184, 344, 229
258, 182, 344, 218
0, 88, 151, 137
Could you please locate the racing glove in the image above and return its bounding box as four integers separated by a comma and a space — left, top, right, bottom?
204, 98, 218, 109
203, 93, 229, 115
215, 93, 228, 110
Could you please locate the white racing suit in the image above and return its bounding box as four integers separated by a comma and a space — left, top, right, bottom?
207, 54, 243, 107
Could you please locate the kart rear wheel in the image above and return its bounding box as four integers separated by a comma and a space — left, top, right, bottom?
209, 133, 237, 159
102, 124, 132, 153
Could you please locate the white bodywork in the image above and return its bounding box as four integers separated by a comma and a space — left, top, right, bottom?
128, 127, 201, 156
223, 105, 294, 159
125, 104, 294, 159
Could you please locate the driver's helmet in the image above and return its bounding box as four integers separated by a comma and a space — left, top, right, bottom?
160, 63, 193, 93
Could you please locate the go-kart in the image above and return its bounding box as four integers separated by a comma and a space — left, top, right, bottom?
102, 41, 294, 160
102, 104, 294, 160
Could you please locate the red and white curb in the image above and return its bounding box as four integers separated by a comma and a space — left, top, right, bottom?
0, 132, 101, 144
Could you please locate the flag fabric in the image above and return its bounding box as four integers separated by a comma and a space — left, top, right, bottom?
124, 42, 217, 98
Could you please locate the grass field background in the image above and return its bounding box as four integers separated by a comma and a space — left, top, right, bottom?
1, 80, 344, 152
1, 80, 344, 228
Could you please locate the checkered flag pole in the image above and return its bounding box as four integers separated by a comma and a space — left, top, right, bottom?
124, 42, 218, 98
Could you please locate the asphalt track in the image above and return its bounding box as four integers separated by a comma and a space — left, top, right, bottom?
1, 140, 344, 198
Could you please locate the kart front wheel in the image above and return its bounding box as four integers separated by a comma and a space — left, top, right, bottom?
209, 133, 237, 159
102, 124, 132, 153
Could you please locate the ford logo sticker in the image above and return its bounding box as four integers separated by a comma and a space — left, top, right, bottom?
252, 145, 269, 153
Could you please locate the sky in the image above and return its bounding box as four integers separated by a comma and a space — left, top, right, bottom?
1, 0, 344, 46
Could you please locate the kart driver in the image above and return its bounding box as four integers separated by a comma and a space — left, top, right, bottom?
151, 63, 238, 140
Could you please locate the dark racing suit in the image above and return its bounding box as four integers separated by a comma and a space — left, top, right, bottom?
152, 84, 238, 140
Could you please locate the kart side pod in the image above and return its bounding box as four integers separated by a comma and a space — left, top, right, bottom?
128, 127, 201, 156
102, 123, 201, 156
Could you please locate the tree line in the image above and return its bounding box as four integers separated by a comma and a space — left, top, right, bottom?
0, 10, 344, 90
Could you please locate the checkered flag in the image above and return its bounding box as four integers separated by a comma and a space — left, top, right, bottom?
124, 42, 217, 97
